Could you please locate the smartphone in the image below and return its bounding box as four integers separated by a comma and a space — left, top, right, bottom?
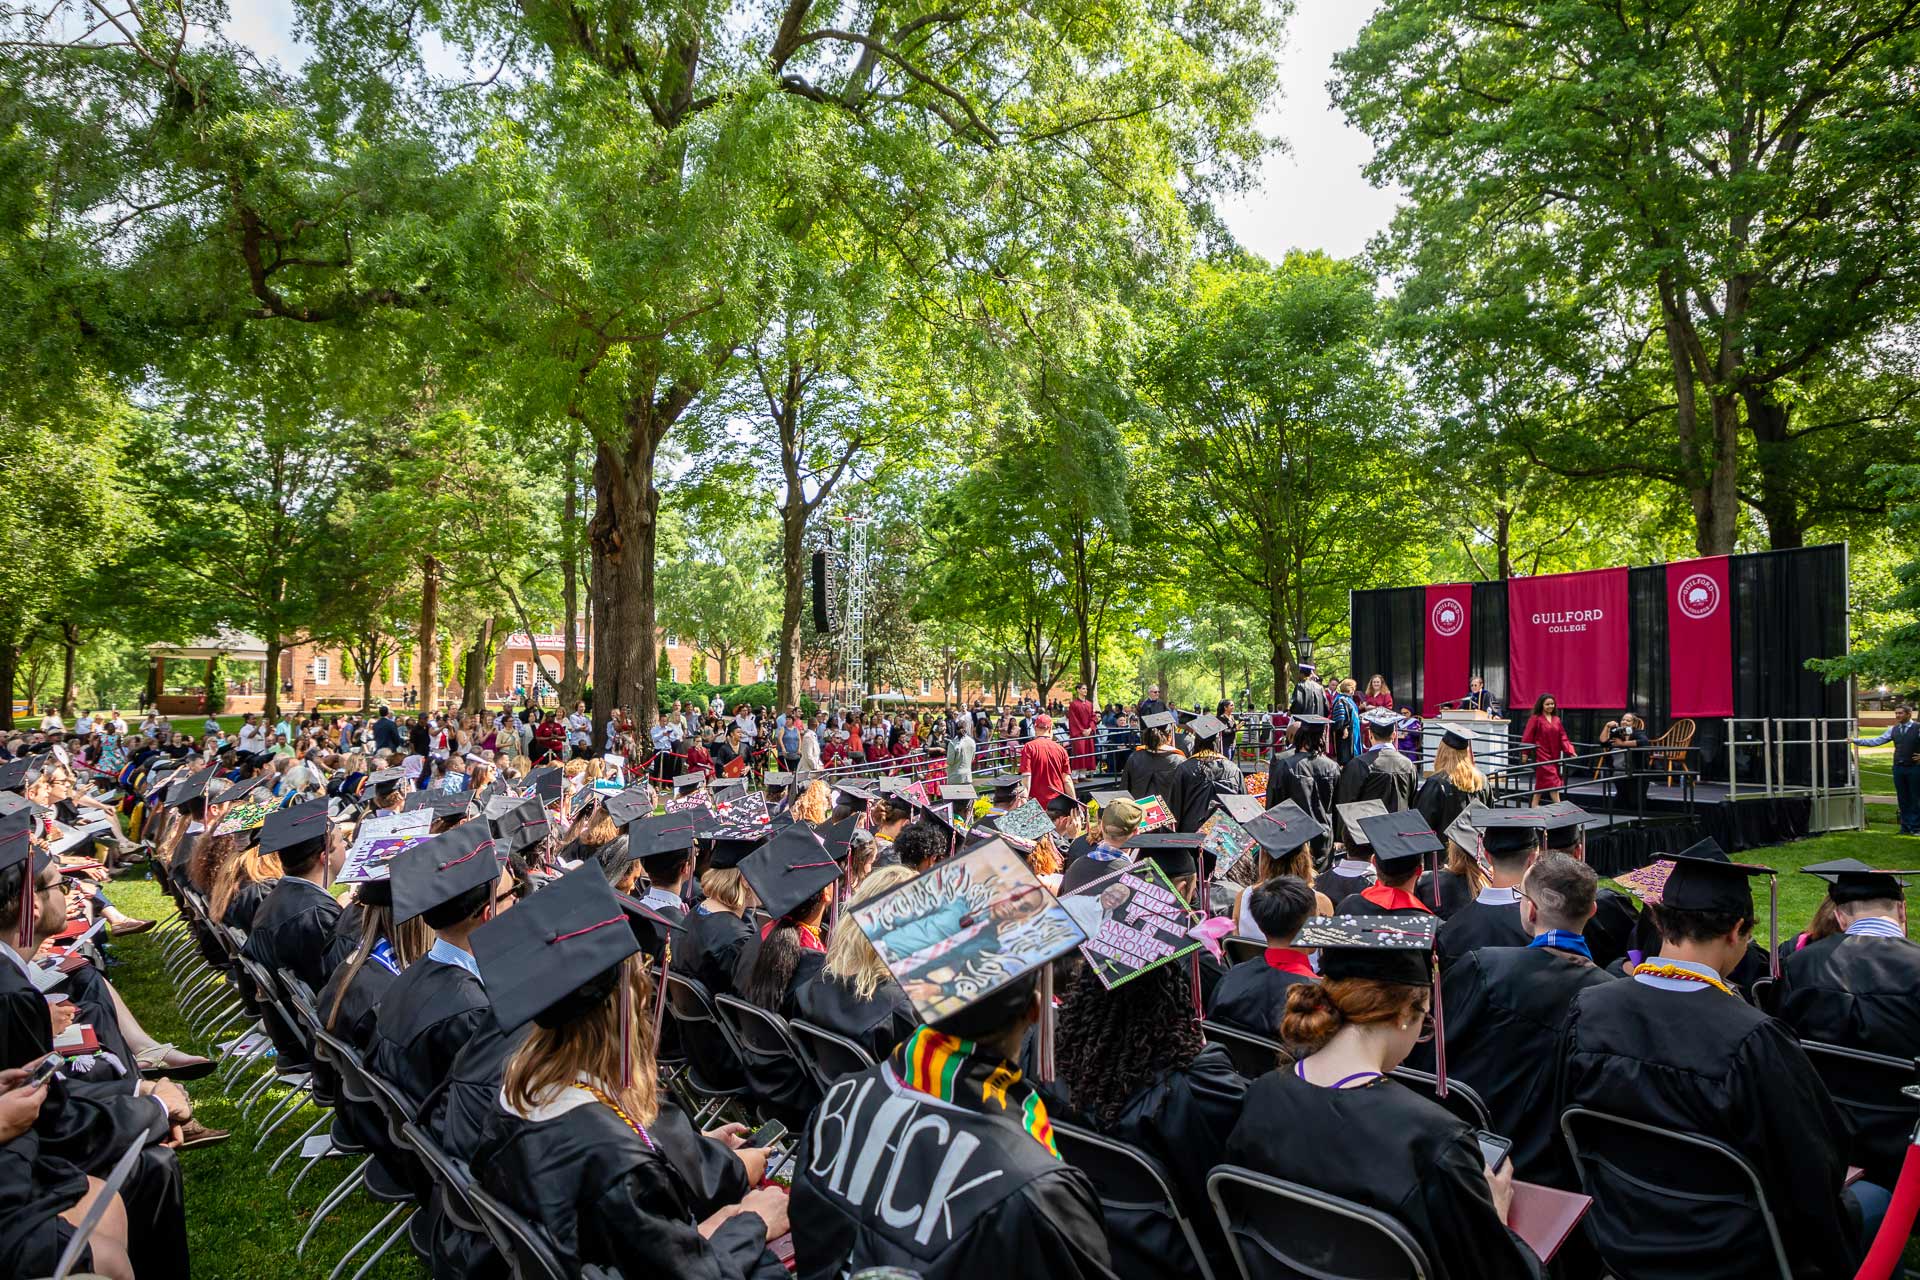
746, 1119, 787, 1149
26, 1053, 62, 1088
1475, 1129, 1512, 1174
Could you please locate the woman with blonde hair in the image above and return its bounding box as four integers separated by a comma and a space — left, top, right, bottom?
1415, 728, 1486, 835
787, 779, 832, 825
791, 864, 920, 1061
472, 867, 790, 1279
681, 838, 758, 997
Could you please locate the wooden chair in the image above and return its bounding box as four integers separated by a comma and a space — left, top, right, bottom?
1648, 719, 1696, 785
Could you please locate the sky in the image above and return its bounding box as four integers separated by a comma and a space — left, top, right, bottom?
220, 0, 1398, 260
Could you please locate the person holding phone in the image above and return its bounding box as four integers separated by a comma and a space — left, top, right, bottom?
1224, 916, 1542, 1280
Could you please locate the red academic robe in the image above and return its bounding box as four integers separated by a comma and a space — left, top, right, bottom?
1066, 698, 1098, 773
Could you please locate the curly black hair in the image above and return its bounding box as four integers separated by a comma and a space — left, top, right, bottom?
1056, 961, 1204, 1130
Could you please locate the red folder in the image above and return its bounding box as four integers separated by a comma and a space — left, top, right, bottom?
53, 1024, 102, 1057
1508, 1180, 1591, 1262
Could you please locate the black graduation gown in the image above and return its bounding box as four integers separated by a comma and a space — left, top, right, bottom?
1119, 749, 1183, 800
1204, 951, 1315, 1040
1558, 976, 1858, 1278
1166, 755, 1243, 834
1331, 747, 1417, 824
1581, 888, 1639, 970
313, 946, 402, 1158
243, 875, 344, 997
474, 1096, 783, 1280
682, 906, 754, 998
1224, 1072, 1540, 1280
0, 1128, 87, 1280
790, 972, 919, 1066
326, 899, 366, 973
1080, 1045, 1247, 1280
223, 876, 279, 932
1415, 868, 1474, 919
368, 956, 494, 1115
730, 933, 829, 1125
1335, 888, 1434, 920
792, 1063, 1118, 1280
1413, 775, 1471, 839
1779, 932, 1920, 1183
1435, 897, 1529, 971
1412, 945, 1613, 1186
1281, 752, 1340, 867
421, 1018, 531, 1279
0, 960, 158, 1148
1314, 864, 1374, 907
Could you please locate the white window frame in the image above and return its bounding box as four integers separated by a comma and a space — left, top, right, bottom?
664, 633, 680, 650
313, 656, 329, 684
513, 662, 529, 690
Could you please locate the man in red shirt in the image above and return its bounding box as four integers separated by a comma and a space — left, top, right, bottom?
1020, 714, 1076, 809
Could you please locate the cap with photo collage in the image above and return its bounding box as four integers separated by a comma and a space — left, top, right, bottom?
1244, 800, 1327, 856
739, 824, 843, 921
1474, 808, 1545, 856
603, 787, 657, 832
1355, 810, 1443, 869
1124, 829, 1204, 879
1801, 858, 1920, 906
390, 821, 504, 925
1335, 798, 1388, 848
1293, 914, 1439, 987
258, 798, 330, 856
487, 795, 550, 855
0, 758, 28, 793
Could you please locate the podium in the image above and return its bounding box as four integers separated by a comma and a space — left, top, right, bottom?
1420, 710, 1512, 774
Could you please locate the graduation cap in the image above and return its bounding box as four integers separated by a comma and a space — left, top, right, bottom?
1335, 799, 1388, 847
702, 827, 768, 871
487, 795, 550, 855
0, 758, 27, 793
603, 787, 656, 831
1474, 808, 1544, 856
1537, 801, 1595, 849
523, 766, 563, 807
817, 814, 862, 866
1361, 706, 1401, 732
166, 766, 218, 806
1440, 727, 1472, 751
1124, 829, 1204, 879
404, 789, 473, 820
258, 798, 329, 856
1443, 805, 1484, 854
0, 792, 42, 822
1355, 810, 1443, 868
628, 813, 697, 859
712, 779, 749, 805
366, 767, 408, 798
671, 774, 706, 794
982, 774, 1025, 796
939, 783, 978, 803
1141, 711, 1177, 731
390, 822, 503, 925
832, 781, 878, 808
1657, 842, 1781, 974
470, 864, 642, 1047
739, 824, 842, 920
1294, 914, 1438, 987
1291, 714, 1330, 727
1801, 858, 1920, 906
1088, 790, 1132, 810
1, 810, 51, 948
763, 771, 794, 791
1296, 661, 1317, 675
1244, 800, 1327, 855
1188, 713, 1228, 741
1214, 793, 1267, 825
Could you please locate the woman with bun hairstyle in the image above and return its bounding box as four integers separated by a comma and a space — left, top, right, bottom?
1223, 916, 1541, 1280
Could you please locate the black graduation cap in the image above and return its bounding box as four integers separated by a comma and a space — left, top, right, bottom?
1188, 713, 1228, 741
711, 779, 749, 806
1659, 847, 1776, 915
523, 766, 563, 807
983, 773, 1025, 796
1356, 810, 1443, 867
1474, 808, 1545, 856
739, 824, 843, 920
1335, 799, 1388, 847
671, 773, 706, 794
603, 787, 656, 831
763, 771, 793, 790
1124, 829, 1204, 879
258, 798, 329, 856
1245, 800, 1327, 854
1088, 789, 1132, 809
702, 828, 768, 871
488, 795, 550, 854
1801, 858, 1920, 906
1291, 714, 1330, 727
224, 774, 274, 804
1294, 914, 1438, 987
1538, 801, 1594, 849
366, 767, 407, 797
0, 792, 40, 822
166, 766, 218, 805
406, 789, 473, 821
628, 813, 697, 859
390, 822, 503, 924
1440, 727, 1472, 750
472, 864, 641, 1034
1214, 793, 1266, 825
818, 814, 862, 866
1141, 711, 1177, 730
832, 781, 878, 807
0, 758, 27, 793
938, 783, 978, 803
0, 811, 42, 875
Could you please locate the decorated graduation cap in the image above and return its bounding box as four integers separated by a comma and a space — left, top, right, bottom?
1335, 798, 1388, 848
1474, 807, 1545, 856
1295, 914, 1438, 987
523, 766, 563, 807
1214, 793, 1267, 825
1801, 858, 1920, 905
390, 822, 503, 924
487, 795, 550, 855
603, 787, 656, 831
1187, 713, 1229, 742
1124, 829, 1204, 879
1361, 706, 1401, 732
166, 766, 219, 806
0, 758, 28, 793
258, 798, 329, 856
1141, 710, 1177, 731
739, 823, 842, 920
1245, 799, 1327, 855
1440, 726, 1472, 751
1356, 810, 1443, 869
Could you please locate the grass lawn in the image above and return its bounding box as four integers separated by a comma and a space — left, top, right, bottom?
1862, 744, 1896, 797
103, 877, 422, 1280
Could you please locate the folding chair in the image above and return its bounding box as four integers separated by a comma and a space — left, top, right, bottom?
1200, 1021, 1287, 1078
1797, 1040, 1920, 1183
1223, 937, 1265, 967
1386, 1069, 1491, 1131
465, 1180, 570, 1280
1558, 1105, 1792, 1280
790, 1018, 878, 1081
49, 1138, 146, 1280
401, 1120, 495, 1268
714, 993, 827, 1126
1206, 1164, 1431, 1280
661, 971, 752, 1124
1054, 1120, 1217, 1280
305, 1029, 422, 1280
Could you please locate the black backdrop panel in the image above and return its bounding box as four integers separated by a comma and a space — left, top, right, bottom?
1349, 544, 1849, 785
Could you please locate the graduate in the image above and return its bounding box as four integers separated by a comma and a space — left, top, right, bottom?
1227, 799, 1333, 931
1165, 714, 1243, 834
367, 822, 513, 1129
733, 824, 842, 1124
1777, 858, 1920, 1186
1414, 727, 1486, 837
628, 813, 697, 923
1415, 852, 1613, 1187
1223, 915, 1542, 1280
1318, 799, 1383, 905
240, 798, 345, 1070
680, 830, 764, 998
1557, 848, 1859, 1279
1119, 713, 1185, 800
1332, 707, 1417, 815
1434, 810, 1538, 970
791, 979, 1114, 1278
1339, 810, 1440, 917
1205, 874, 1320, 1039
1276, 716, 1339, 868
467, 865, 790, 1280
791, 864, 921, 1064
1532, 802, 1639, 967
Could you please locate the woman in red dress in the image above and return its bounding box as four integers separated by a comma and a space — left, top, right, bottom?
1066, 684, 1098, 774
1521, 693, 1573, 803
1362, 674, 1395, 709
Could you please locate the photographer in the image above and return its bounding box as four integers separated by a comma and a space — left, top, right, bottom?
1600, 714, 1650, 807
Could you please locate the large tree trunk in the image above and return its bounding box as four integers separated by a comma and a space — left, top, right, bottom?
361, 653, 375, 713
0, 643, 16, 729
1495, 507, 1513, 579
560, 427, 584, 703
263, 637, 283, 720
59, 623, 78, 717
589, 410, 664, 741
418, 554, 441, 714
1658, 271, 1741, 555
776, 496, 807, 711
1744, 389, 1804, 549
461, 618, 495, 716
1072, 527, 1098, 701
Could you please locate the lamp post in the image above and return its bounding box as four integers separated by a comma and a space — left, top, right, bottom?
1295, 633, 1314, 664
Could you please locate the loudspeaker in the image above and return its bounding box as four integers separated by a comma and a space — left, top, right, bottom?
811, 551, 839, 633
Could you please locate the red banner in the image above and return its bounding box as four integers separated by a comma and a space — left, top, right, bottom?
1422, 583, 1473, 716
1507, 568, 1630, 710
1666, 555, 1733, 717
